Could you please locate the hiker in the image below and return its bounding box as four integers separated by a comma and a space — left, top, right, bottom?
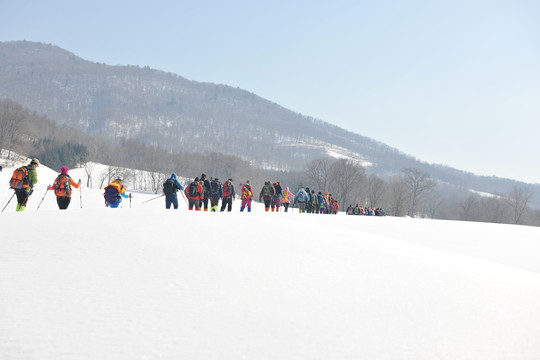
220, 178, 235, 212
185, 177, 203, 210
104, 176, 131, 208
271, 181, 283, 212
305, 187, 312, 213
47, 166, 81, 210
162, 173, 184, 209
10, 158, 39, 211
259, 181, 275, 212
294, 187, 309, 213
310, 190, 318, 214
281, 186, 295, 212
239, 180, 253, 212
200, 174, 212, 211
209, 177, 223, 212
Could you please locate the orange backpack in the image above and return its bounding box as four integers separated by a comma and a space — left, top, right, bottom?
9, 166, 29, 189
55, 174, 71, 196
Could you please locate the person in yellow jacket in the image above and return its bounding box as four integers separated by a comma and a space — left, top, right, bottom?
48, 166, 81, 210
104, 176, 131, 208
281, 186, 295, 212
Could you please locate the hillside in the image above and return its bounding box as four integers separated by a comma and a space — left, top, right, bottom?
1, 41, 539, 208
1, 162, 540, 359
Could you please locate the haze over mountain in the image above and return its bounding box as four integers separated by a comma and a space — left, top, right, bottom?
1, 40, 539, 207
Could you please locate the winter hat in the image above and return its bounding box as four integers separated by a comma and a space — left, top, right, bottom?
115, 176, 123, 181
201, 174, 206, 180
60, 166, 69, 175
30, 158, 40, 166
171, 173, 177, 180
194, 177, 199, 182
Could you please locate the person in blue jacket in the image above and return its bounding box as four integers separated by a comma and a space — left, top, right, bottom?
162, 173, 184, 209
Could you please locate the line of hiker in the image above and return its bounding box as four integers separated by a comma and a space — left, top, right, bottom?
293, 187, 340, 214
6, 163, 347, 214
346, 205, 386, 216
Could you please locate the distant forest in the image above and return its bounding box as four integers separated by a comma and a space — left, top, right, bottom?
1, 99, 539, 226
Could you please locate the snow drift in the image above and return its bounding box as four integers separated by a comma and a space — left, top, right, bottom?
1, 162, 540, 360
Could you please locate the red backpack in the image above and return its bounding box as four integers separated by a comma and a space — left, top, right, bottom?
223, 182, 231, 197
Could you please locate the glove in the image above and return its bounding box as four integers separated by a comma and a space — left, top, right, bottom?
78, 179, 82, 185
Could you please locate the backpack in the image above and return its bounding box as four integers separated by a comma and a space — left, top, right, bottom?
210, 179, 221, 196
104, 185, 120, 204
163, 179, 176, 195
188, 182, 199, 197
55, 174, 71, 196
223, 182, 232, 197
262, 185, 271, 197
9, 166, 29, 189
242, 185, 253, 199
297, 190, 306, 202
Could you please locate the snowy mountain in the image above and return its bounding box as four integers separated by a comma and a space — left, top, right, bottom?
1, 161, 540, 359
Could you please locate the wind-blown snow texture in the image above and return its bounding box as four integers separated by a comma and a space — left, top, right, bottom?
1, 163, 540, 360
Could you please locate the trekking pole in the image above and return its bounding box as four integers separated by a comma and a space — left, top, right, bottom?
80, 186, 83, 209
36, 189, 49, 211
1, 192, 16, 213
180, 191, 189, 206
142, 194, 164, 204
129, 194, 132, 208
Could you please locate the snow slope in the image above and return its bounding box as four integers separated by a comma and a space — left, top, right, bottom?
1, 164, 540, 360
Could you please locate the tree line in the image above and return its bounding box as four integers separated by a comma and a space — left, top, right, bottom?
1, 98, 538, 226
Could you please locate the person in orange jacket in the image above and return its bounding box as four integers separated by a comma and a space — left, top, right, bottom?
48, 166, 81, 210
185, 177, 204, 210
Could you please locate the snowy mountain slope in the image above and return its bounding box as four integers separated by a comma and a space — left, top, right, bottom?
1, 163, 540, 360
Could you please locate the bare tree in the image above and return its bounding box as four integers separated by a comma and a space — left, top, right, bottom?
305, 158, 330, 192
389, 177, 409, 217
367, 174, 386, 209
327, 159, 366, 208
402, 168, 437, 217
83, 162, 96, 188
0, 100, 25, 154
505, 186, 534, 224
459, 196, 480, 221
425, 194, 444, 219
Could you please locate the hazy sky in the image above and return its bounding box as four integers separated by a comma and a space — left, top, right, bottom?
2, 0, 539, 183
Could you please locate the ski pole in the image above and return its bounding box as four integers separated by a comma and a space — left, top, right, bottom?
36, 189, 49, 211
180, 191, 189, 206
129, 193, 132, 208
142, 194, 165, 204
1, 192, 16, 213
80, 184, 83, 209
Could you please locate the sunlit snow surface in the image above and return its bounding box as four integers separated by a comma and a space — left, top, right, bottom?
1, 164, 540, 360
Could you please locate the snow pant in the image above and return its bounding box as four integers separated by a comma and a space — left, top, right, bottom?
56, 196, 71, 210
165, 194, 178, 209
210, 195, 220, 211
263, 198, 272, 211
297, 202, 306, 213
188, 198, 200, 210
220, 196, 232, 212
271, 197, 281, 211
15, 189, 31, 211
240, 198, 252, 212
201, 193, 210, 211
283, 202, 290, 212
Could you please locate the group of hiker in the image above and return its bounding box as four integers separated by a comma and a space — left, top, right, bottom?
6, 161, 386, 216
346, 205, 386, 216
292, 187, 340, 214
166, 174, 238, 212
